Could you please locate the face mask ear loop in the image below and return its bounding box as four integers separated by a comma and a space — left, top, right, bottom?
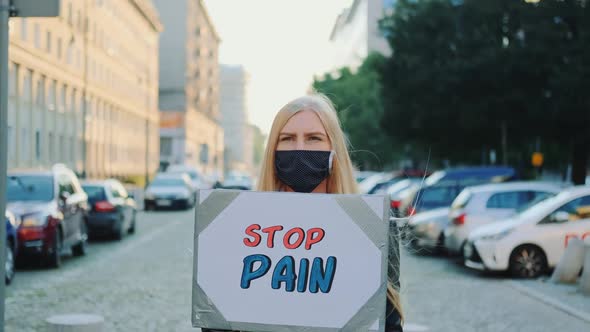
328, 150, 335, 175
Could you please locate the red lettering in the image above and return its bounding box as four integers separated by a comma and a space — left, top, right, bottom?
305, 228, 325, 250
244, 224, 262, 247
283, 228, 305, 249
582, 232, 590, 241
262, 225, 284, 248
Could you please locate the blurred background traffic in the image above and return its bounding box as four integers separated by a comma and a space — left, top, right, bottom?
2, 0, 590, 331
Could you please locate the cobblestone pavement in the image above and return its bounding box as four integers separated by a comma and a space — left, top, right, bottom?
5, 209, 590, 331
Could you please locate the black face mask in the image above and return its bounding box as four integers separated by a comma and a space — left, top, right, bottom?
275, 150, 333, 193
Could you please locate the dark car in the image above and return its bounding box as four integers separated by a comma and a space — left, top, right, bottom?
5, 210, 18, 284
395, 166, 518, 217
7, 164, 89, 268
144, 173, 196, 210
81, 179, 137, 240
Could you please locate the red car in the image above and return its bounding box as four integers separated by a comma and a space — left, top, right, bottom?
7, 164, 89, 268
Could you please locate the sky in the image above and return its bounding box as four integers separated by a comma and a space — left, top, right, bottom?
204, 0, 354, 134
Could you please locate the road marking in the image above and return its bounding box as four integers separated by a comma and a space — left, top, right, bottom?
507, 281, 590, 324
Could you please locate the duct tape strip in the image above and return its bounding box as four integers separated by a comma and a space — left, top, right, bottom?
192, 190, 241, 329
334, 196, 388, 250
341, 282, 388, 332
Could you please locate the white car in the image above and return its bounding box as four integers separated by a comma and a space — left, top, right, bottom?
166, 164, 207, 190
464, 185, 590, 278
407, 207, 450, 252
444, 182, 564, 254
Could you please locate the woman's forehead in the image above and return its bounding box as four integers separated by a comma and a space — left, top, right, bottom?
280, 110, 326, 133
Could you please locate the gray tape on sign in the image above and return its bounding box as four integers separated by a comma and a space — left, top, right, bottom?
333, 196, 388, 249
192, 283, 233, 329
192, 190, 241, 329
340, 282, 387, 331
196, 190, 241, 235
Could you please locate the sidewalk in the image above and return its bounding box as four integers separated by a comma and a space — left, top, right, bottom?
508, 277, 590, 324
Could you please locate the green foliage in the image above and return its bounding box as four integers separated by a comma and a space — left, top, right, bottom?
379, 0, 589, 182
313, 53, 402, 170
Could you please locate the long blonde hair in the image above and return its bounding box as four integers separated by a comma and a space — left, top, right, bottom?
257, 93, 403, 322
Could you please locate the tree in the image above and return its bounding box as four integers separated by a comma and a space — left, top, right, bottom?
379, 0, 589, 183
313, 53, 402, 170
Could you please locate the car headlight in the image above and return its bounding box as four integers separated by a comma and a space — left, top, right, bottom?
21, 214, 48, 227
145, 192, 155, 199
7, 214, 21, 228
478, 228, 513, 241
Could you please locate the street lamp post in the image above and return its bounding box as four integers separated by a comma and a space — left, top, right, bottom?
0, 2, 60, 329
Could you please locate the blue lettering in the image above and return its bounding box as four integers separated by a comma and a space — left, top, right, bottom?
240, 254, 271, 289
271, 256, 296, 292
308, 256, 337, 293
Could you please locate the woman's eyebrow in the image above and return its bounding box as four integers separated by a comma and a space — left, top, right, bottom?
279, 132, 295, 136
305, 132, 327, 137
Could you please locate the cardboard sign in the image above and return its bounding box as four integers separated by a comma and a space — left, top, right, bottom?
192, 190, 394, 332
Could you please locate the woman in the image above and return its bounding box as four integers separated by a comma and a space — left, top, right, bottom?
205, 94, 403, 332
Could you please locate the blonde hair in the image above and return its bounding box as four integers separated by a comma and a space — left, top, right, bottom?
257, 93, 403, 323
257, 94, 357, 194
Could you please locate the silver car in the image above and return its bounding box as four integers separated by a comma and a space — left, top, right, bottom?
443, 182, 565, 255
144, 173, 196, 210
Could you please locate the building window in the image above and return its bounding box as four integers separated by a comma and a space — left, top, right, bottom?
48, 80, 56, 111
67, 3, 73, 26
200, 144, 209, 164
7, 126, 15, 160
70, 88, 77, 113
60, 84, 67, 113
46, 31, 52, 52
34, 23, 40, 48
35, 130, 41, 161
160, 137, 172, 157
49, 133, 55, 162
20, 19, 27, 41
23, 69, 32, 103
66, 40, 74, 64
36, 76, 45, 107
21, 128, 29, 162
8, 63, 17, 97
57, 37, 62, 59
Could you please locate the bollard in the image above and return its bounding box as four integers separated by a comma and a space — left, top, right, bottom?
46, 314, 104, 332
580, 242, 590, 295
551, 237, 584, 284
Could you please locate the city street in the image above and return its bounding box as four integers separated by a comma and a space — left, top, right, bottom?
5, 209, 590, 332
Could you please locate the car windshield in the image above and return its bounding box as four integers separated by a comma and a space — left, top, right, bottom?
82, 185, 107, 202
6, 175, 54, 202
150, 178, 186, 187
416, 186, 460, 209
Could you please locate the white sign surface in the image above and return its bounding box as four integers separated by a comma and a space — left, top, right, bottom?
193, 190, 389, 332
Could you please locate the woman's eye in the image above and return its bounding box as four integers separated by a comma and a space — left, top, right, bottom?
280, 136, 293, 142
309, 136, 322, 141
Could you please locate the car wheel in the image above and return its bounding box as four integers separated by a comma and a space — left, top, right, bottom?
128, 211, 137, 234
46, 230, 62, 268
435, 233, 446, 256
509, 245, 547, 278
72, 220, 88, 256
5, 240, 15, 285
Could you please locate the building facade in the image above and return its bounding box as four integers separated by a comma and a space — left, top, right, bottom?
220, 65, 253, 176
153, 0, 223, 178
329, 0, 394, 71
7, 0, 162, 182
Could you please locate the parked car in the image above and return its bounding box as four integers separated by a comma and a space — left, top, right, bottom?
144, 173, 196, 210
464, 185, 590, 278
7, 164, 89, 268
369, 170, 430, 195
407, 207, 451, 253
216, 172, 253, 190
5, 210, 18, 284
81, 179, 137, 239
397, 166, 518, 217
166, 164, 207, 191
443, 182, 564, 255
